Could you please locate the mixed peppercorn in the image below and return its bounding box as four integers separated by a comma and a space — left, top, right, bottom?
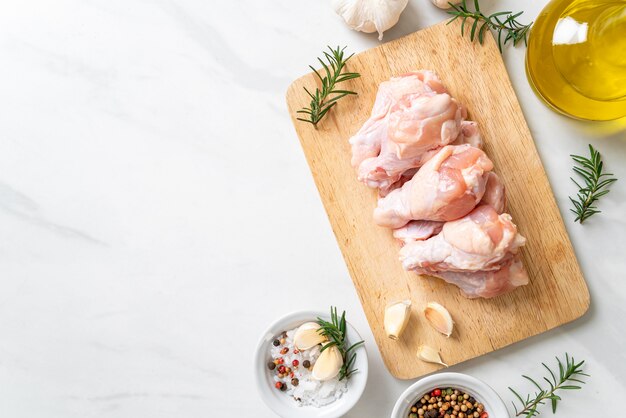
408, 388, 488, 418
268, 331, 315, 392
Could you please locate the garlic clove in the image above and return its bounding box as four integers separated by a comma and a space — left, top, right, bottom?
293, 322, 327, 350
431, 0, 461, 9
416, 345, 448, 367
312, 343, 344, 381
384, 300, 412, 340
424, 302, 454, 337
331, 0, 409, 41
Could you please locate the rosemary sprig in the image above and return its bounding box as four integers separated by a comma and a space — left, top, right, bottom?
297, 46, 360, 126
509, 353, 589, 417
447, 0, 532, 52
316, 306, 364, 380
569, 144, 617, 224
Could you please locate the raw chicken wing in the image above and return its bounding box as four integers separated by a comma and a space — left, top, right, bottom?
399, 205, 528, 298
387, 92, 463, 159
359, 119, 482, 194
481, 172, 506, 214
349, 71, 446, 168
393, 220, 443, 244
373, 144, 493, 228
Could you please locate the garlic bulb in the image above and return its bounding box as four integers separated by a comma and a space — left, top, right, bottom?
331, 0, 409, 41
312, 343, 344, 381
431, 0, 461, 9
416, 345, 448, 367
293, 322, 327, 350
384, 300, 412, 340
424, 302, 454, 337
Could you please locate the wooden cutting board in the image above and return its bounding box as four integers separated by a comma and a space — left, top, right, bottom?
286, 20, 589, 379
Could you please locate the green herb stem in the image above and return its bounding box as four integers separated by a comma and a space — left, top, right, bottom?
569, 144, 617, 224
509, 353, 589, 417
316, 306, 364, 380
297, 46, 360, 126
447, 0, 532, 52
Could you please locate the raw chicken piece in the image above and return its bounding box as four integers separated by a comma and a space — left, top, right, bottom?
392, 169, 498, 247
373, 144, 493, 228
356, 135, 432, 191
400, 205, 525, 271
481, 172, 506, 214
393, 220, 443, 244
349, 71, 446, 168
358, 119, 482, 194
451, 121, 482, 149
387, 92, 463, 159
399, 205, 528, 298
413, 255, 528, 298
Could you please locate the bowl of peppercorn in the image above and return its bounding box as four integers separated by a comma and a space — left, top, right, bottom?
390, 372, 509, 418
254, 310, 368, 418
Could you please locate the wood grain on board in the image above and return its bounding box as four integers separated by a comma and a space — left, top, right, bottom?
286, 20, 589, 379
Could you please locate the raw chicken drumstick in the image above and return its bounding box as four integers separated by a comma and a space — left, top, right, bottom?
350, 70, 490, 194
373, 144, 493, 228
392, 171, 506, 245
362, 120, 484, 196
481, 172, 506, 214
393, 220, 444, 244
349, 70, 446, 168
399, 205, 529, 298
419, 256, 528, 299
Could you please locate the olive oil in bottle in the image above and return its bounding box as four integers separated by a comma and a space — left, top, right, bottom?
526, 0, 626, 121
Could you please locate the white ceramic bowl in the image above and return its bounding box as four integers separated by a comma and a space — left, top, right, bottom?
391, 372, 510, 418
255, 310, 368, 418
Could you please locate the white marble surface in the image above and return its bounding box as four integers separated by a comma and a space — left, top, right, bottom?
0, 1, 624, 417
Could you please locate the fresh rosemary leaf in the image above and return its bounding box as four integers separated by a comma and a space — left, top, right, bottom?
297, 46, 360, 126
509, 353, 588, 417
569, 144, 617, 224
316, 306, 364, 380
447, 0, 532, 52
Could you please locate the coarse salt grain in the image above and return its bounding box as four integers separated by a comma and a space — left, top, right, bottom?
269, 327, 348, 407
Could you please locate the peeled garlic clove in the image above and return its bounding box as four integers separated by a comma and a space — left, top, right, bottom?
431, 0, 461, 9
384, 300, 412, 340
312, 343, 344, 381
424, 302, 454, 337
331, 0, 409, 41
293, 322, 327, 350
416, 345, 448, 367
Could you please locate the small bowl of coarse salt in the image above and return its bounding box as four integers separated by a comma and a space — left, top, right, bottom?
254, 309, 368, 418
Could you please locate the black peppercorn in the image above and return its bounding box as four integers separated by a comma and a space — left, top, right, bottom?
280, 382, 287, 391
302, 360, 311, 368
267, 361, 276, 370
291, 378, 299, 386
272, 339, 280, 347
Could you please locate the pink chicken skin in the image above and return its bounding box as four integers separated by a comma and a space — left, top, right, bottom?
393, 220, 444, 244
387, 92, 463, 159
398, 205, 528, 298
391, 172, 504, 245
481, 172, 506, 214
373, 144, 494, 228
349, 71, 446, 169
363, 120, 485, 196
351, 71, 490, 195
415, 256, 528, 299
363, 120, 484, 195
